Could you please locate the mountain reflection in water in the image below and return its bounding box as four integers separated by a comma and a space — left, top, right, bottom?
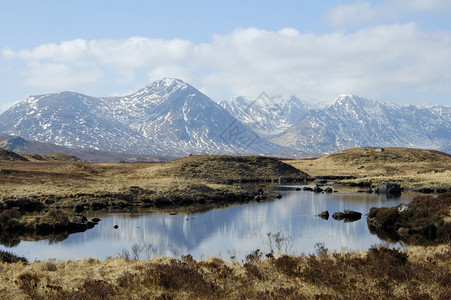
1, 186, 416, 261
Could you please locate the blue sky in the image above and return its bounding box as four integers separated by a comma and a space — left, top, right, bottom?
1, 0, 451, 111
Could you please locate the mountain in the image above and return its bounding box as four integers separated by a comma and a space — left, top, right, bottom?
0, 134, 171, 162
2, 81, 448, 156
220, 94, 316, 137
0, 79, 287, 156
269, 95, 451, 154
0, 91, 147, 153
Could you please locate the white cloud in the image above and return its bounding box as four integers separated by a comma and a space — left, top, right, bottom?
326, 2, 394, 28
24, 61, 103, 90
327, 0, 451, 28
396, 0, 451, 12
2, 25, 451, 104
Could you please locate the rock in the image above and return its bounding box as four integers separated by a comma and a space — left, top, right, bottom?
91, 217, 101, 224
343, 209, 362, 220
295, 187, 302, 191
72, 215, 88, 223
375, 183, 402, 195
375, 147, 385, 152
67, 215, 92, 233
314, 178, 327, 185
303, 187, 313, 191
275, 194, 282, 199
113, 225, 119, 229
324, 187, 333, 193
333, 210, 362, 221
398, 204, 408, 213
332, 212, 345, 220
313, 186, 323, 193
318, 211, 329, 220
357, 165, 365, 170
73, 204, 85, 214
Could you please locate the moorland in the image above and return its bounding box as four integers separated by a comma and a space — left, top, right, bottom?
0, 146, 450, 299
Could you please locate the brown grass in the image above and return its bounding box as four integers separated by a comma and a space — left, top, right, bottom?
0, 244, 449, 299
286, 147, 451, 191
152, 154, 310, 183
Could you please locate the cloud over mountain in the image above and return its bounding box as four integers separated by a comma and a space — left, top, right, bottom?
3, 24, 451, 106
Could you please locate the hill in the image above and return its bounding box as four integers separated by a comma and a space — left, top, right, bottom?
0, 148, 28, 161
287, 147, 451, 191
152, 155, 311, 184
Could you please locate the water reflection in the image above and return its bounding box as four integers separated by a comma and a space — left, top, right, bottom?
0, 186, 416, 261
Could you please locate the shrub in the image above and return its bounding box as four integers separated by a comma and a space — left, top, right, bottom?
0, 250, 27, 263
368, 206, 400, 228
144, 260, 219, 298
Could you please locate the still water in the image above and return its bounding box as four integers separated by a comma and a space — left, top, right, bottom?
1, 186, 417, 261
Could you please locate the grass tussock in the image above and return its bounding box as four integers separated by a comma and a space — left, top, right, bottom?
0, 244, 450, 299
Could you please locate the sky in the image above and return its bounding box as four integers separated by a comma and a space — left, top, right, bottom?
1, 0, 451, 112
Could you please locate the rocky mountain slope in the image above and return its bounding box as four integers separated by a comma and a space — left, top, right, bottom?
0, 79, 287, 156
220, 94, 315, 137
224, 94, 450, 154
273, 95, 450, 153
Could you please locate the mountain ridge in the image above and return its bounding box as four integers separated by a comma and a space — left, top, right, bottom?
1, 79, 449, 156
0, 79, 289, 157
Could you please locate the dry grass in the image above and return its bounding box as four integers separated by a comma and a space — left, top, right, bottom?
0, 244, 449, 299
286, 147, 451, 191
0, 155, 309, 207
152, 154, 310, 183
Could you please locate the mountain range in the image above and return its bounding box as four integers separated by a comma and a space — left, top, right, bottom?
221, 94, 450, 154
0, 79, 449, 158
0, 79, 287, 157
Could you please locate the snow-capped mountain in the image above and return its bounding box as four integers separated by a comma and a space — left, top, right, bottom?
0, 91, 147, 153
220, 94, 315, 137
269, 94, 451, 154
0, 79, 287, 156
1, 81, 449, 156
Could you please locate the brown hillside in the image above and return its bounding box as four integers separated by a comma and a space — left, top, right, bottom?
153, 155, 311, 183
287, 147, 451, 191
42, 153, 84, 162
0, 148, 28, 161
